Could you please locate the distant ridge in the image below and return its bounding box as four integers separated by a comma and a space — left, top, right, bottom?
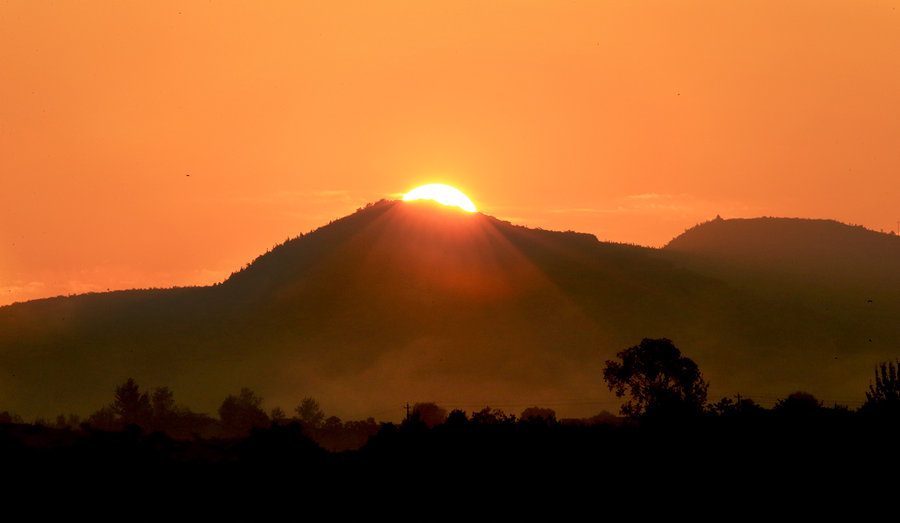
665, 216, 900, 285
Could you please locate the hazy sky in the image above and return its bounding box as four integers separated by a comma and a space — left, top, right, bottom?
2, 1, 899, 305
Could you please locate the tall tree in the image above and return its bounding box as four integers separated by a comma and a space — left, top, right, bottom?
862, 360, 900, 415
111, 378, 151, 427
603, 338, 708, 419
295, 397, 325, 429
866, 361, 900, 404
151, 386, 176, 420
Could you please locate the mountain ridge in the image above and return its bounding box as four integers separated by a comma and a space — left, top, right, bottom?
1, 202, 898, 420
665, 215, 900, 287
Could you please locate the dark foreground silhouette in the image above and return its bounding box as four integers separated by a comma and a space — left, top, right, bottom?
5, 346, 900, 513
4, 396, 900, 512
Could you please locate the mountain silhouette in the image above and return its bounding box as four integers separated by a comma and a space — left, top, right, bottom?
666, 216, 900, 286
1, 202, 898, 419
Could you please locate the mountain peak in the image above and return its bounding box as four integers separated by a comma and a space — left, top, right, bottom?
665, 216, 900, 283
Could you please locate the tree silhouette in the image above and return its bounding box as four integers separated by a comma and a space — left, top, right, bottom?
0, 411, 23, 424
710, 395, 764, 417
270, 407, 287, 425
864, 360, 900, 410
470, 406, 515, 425
323, 415, 343, 431
87, 406, 118, 431
602, 338, 708, 419
295, 397, 325, 429
53, 413, 81, 429
151, 386, 175, 420
519, 407, 556, 424
219, 388, 269, 436
774, 391, 823, 421
112, 378, 151, 427
445, 409, 468, 426
774, 391, 821, 410
411, 402, 447, 428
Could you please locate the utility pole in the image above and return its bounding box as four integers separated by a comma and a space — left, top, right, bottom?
405, 402, 410, 422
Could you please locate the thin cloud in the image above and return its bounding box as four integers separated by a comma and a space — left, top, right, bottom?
627, 193, 673, 200
548, 207, 624, 214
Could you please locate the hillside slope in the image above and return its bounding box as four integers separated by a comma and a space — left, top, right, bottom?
1, 204, 898, 419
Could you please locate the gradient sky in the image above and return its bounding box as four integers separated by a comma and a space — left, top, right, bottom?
2, 1, 899, 305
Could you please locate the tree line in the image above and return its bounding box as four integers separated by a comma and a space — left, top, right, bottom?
4, 337, 900, 449
4, 337, 899, 511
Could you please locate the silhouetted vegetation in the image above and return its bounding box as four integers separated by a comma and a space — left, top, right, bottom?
861, 360, 900, 416
410, 402, 447, 428
603, 338, 708, 420
83, 378, 215, 437
708, 395, 765, 417
295, 397, 325, 429
774, 390, 823, 412
0, 411, 23, 424
520, 406, 556, 424
219, 388, 270, 437
5, 368, 900, 506
470, 406, 517, 425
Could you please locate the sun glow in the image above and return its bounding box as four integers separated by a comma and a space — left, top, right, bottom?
402, 184, 477, 213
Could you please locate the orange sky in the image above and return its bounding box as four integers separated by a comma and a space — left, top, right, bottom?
2, 1, 899, 305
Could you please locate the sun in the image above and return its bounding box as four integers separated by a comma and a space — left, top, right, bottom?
402, 184, 477, 213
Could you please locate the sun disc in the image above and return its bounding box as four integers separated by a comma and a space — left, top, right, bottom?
402, 184, 477, 212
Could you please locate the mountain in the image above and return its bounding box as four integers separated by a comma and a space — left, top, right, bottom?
1, 202, 898, 420
666, 216, 900, 287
